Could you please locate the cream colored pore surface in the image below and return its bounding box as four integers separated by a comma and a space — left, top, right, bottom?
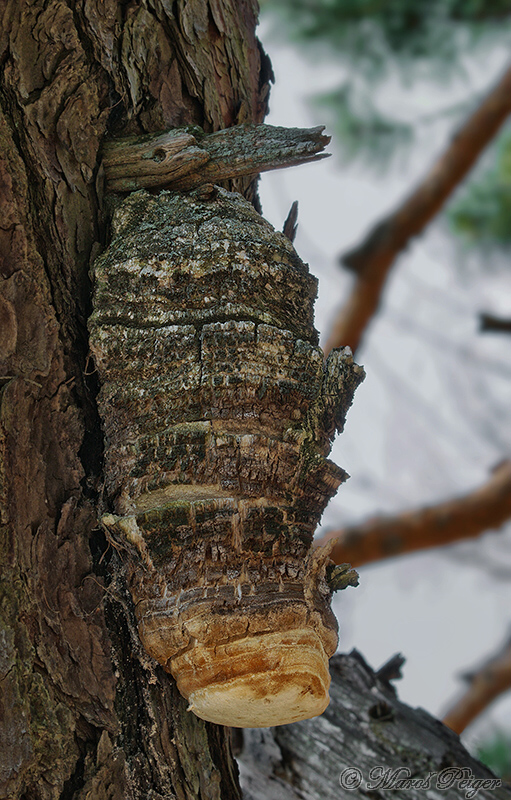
172, 628, 331, 728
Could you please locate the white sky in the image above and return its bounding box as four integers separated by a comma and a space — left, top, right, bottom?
257, 23, 511, 752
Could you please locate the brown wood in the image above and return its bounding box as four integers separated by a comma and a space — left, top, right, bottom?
316, 461, 511, 568
102, 124, 330, 192
324, 61, 511, 355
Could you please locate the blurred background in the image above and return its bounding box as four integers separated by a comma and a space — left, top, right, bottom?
257, 1, 511, 776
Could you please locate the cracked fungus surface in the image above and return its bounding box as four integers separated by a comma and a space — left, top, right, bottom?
89, 187, 364, 727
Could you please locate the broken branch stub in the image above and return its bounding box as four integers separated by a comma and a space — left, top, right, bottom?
102, 124, 331, 193
89, 188, 363, 728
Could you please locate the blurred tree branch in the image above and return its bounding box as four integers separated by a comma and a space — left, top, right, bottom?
480, 313, 511, 333
443, 637, 511, 734
315, 461, 511, 568
323, 61, 511, 355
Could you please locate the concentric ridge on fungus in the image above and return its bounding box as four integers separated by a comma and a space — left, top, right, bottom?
89, 188, 364, 728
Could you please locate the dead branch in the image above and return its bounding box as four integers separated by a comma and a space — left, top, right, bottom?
324, 61, 511, 355
443, 637, 511, 735
238, 651, 510, 800
316, 460, 511, 568
480, 312, 511, 333
102, 124, 330, 193
376, 652, 406, 684
283, 200, 299, 242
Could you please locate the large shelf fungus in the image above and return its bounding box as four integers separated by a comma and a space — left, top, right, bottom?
89, 187, 364, 728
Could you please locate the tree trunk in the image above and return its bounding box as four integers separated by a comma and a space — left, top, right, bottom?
0, 3, 505, 799
0, 2, 270, 797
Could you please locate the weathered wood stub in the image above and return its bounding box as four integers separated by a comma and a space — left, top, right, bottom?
89, 186, 364, 728
101, 123, 331, 193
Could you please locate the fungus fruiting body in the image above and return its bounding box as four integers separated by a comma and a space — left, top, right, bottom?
89, 188, 363, 727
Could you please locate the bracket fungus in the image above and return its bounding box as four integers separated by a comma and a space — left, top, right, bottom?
89, 187, 363, 727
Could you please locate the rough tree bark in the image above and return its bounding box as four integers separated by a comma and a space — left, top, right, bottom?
0, 2, 506, 799
0, 1, 271, 797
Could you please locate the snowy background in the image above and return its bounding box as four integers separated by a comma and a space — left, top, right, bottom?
257, 25, 511, 751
